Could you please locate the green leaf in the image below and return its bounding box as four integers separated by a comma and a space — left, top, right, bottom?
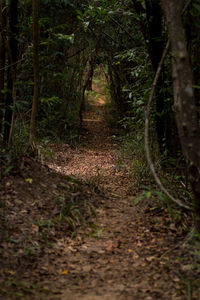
5, 166, 13, 175
146, 191, 151, 199
97, 229, 103, 238
193, 3, 200, 10
134, 193, 144, 205
25, 178, 33, 184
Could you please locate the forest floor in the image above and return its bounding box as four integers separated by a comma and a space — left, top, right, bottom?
0, 81, 199, 299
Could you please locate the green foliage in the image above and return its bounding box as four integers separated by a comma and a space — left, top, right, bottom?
115, 130, 154, 187
58, 193, 95, 233
35, 219, 53, 240
85, 167, 103, 192
0, 279, 50, 298
77, 0, 120, 24
174, 230, 200, 299
12, 123, 30, 157
6, 0, 90, 147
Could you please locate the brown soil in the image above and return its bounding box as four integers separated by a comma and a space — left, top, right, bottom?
0, 81, 198, 299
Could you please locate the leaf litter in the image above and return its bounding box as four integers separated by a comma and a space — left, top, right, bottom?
0, 81, 199, 299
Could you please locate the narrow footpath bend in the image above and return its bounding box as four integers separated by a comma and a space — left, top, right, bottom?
47, 83, 188, 300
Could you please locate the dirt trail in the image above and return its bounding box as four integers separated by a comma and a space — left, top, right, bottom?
48, 87, 129, 196
46, 83, 188, 299
0, 82, 195, 299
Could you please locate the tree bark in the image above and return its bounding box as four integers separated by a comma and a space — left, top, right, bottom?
0, 0, 6, 135
3, 0, 18, 145
29, 0, 39, 146
132, 0, 168, 155
162, 0, 200, 231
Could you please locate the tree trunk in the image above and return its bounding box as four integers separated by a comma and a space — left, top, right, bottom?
29, 0, 39, 146
145, 0, 165, 154
0, 0, 6, 135
162, 0, 200, 231
132, 0, 165, 152
132, 0, 178, 156
79, 25, 102, 127
3, 0, 18, 145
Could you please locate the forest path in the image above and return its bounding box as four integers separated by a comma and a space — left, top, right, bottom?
48, 81, 129, 196
46, 81, 187, 299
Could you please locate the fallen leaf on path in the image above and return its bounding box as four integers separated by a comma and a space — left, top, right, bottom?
133, 253, 139, 259
132, 261, 142, 268
82, 265, 92, 272
146, 256, 155, 262
181, 264, 193, 271
106, 241, 118, 252
67, 246, 77, 252
6, 270, 16, 275
25, 178, 33, 184
137, 241, 142, 247
109, 259, 115, 264
173, 276, 180, 282
31, 224, 39, 233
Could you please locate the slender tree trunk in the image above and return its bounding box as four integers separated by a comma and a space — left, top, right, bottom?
162, 0, 200, 231
79, 25, 102, 127
29, 0, 39, 146
0, 0, 6, 135
8, 84, 16, 146
3, 0, 18, 145
145, 0, 165, 154
132, 0, 178, 156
